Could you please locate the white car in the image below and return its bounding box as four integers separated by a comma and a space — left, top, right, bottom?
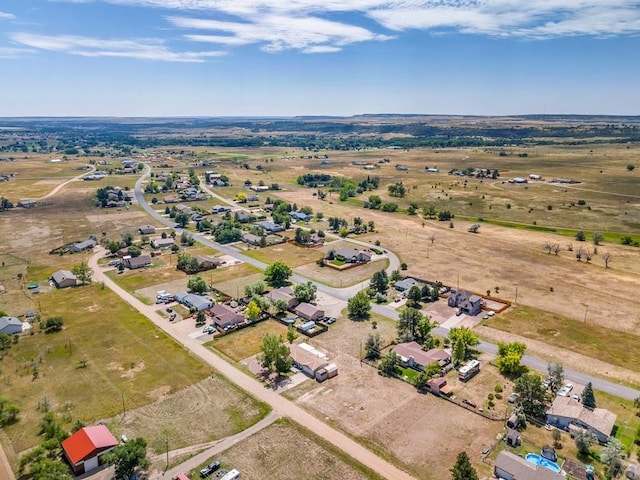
487, 311, 496, 317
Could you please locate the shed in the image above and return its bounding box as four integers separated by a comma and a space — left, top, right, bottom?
506, 414, 520, 429
316, 363, 338, 382
505, 429, 521, 447
51, 270, 77, 289
61, 425, 118, 475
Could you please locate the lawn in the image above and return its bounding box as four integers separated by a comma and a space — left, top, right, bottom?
243, 242, 324, 268
208, 320, 288, 361
484, 305, 640, 374
398, 366, 419, 383
0, 283, 212, 456
191, 418, 385, 480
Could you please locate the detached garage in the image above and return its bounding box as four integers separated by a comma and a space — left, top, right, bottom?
62, 425, 118, 475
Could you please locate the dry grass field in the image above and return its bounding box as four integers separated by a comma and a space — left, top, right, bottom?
242, 241, 325, 268
108, 375, 270, 455
0, 284, 212, 459
192, 418, 385, 480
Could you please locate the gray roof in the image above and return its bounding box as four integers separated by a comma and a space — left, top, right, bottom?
72, 239, 97, 250
395, 278, 419, 291
0, 316, 22, 333
547, 396, 617, 437
295, 302, 324, 317
494, 451, 562, 480
51, 270, 77, 284
336, 247, 360, 259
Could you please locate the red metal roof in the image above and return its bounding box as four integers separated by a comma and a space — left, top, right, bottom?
61, 425, 118, 465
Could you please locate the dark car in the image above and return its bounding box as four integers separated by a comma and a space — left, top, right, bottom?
166, 307, 173, 313
200, 461, 221, 478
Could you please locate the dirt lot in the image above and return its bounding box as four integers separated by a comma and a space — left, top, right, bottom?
210, 320, 289, 361
196, 418, 385, 480
109, 375, 270, 455
295, 257, 389, 288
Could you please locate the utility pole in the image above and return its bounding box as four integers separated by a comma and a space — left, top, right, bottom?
121, 391, 126, 418
584, 304, 588, 323
165, 438, 169, 472
514, 285, 518, 304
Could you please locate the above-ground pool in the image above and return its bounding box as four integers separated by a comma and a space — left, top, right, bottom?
525, 453, 561, 473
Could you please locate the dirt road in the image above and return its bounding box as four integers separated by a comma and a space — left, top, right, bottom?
0, 439, 15, 480
88, 249, 416, 480
37, 164, 95, 201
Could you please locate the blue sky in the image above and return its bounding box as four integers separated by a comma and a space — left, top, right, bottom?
0, 0, 639, 116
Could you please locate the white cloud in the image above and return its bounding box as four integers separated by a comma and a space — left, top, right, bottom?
9, 32, 226, 62
171, 14, 392, 52
0, 46, 34, 59
0, 11, 16, 20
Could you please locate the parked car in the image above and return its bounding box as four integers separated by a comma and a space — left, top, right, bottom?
572, 394, 580, 402
200, 461, 221, 478
487, 310, 496, 317
169, 314, 177, 321
557, 384, 573, 397
166, 307, 173, 313
325, 317, 336, 324
507, 393, 520, 403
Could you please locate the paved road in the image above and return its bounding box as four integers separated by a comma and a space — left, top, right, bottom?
136, 165, 640, 401
88, 250, 417, 480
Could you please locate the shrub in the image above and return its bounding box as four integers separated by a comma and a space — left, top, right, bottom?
495, 384, 503, 393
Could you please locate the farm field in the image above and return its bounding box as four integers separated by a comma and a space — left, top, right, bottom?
0, 283, 212, 460
192, 418, 386, 480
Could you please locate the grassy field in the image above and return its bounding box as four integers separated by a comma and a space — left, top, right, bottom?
191, 418, 385, 480
0, 283, 212, 456
209, 320, 288, 361
105, 257, 188, 291
243, 241, 325, 268
109, 375, 270, 456
484, 305, 640, 372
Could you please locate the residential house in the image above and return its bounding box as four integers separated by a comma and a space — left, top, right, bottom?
235, 213, 255, 223
0, 316, 23, 334
295, 302, 324, 322
394, 342, 451, 371
61, 425, 118, 476
123, 255, 152, 269
290, 343, 329, 380
546, 395, 617, 443
69, 238, 97, 253
138, 225, 156, 235
394, 277, 420, 292
257, 221, 283, 233
174, 292, 214, 311
194, 255, 225, 271
150, 237, 175, 249
266, 286, 299, 310
210, 304, 244, 330
242, 233, 262, 246
51, 270, 77, 288
447, 289, 482, 315
246, 194, 259, 202
336, 248, 371, 264
164, 195, 180, 203
494, 450, 562, 480
290, 211, 311, 222
212, 205, 231, 214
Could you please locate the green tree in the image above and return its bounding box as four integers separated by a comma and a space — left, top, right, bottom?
293, 281, 317, 303
378, 351, 401, 377
575, 230, 586, 241
407, 285, 422, 307
107, 240, 121, 254
397, 307, 423, 341
547, 363, 564, 394
592, 231, 604, 245
43, 317, 64, 334
514, 373, 550, 419
103, 437, 151, 480
448, 327, 479, 365
422, 204, 436, 219
496, 342, 527, 377
347, 290, 371, 320
364, 333, 382, 360
574, 428, 597, 455
600, 437, 624, 478
121, 231, 134, 246
71, 261, 93, 285
414, 362, 441, 391
370, 269, 389, 294
627, 164, 635, 171
415, 316, 435, 345
270, 298, 288, 316
450, 451, 479, 480
286, 325, 297, 344
245, 300, 261, 322
582, 382, 596, 409
174, 212, 190, 227
195, 310, 206, 326
187, 275, 207, 294
127, 244, 141, 258
264, 261, 293, 287
259, 334, 292, 376
0, 397, 20, 426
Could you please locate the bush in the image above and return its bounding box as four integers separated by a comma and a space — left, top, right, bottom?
488, 393, 494, 401
494, 384, 503, 393
577, 199, 586, 205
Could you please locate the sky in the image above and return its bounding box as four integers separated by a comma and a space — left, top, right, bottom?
0, 0, 639, 117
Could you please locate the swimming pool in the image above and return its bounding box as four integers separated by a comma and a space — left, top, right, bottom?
525, 453, 561, 473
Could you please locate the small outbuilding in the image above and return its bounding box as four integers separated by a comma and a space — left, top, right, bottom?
61, 425, 118, 475
51, 270, 77, 289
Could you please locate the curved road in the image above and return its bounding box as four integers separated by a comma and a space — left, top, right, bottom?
135, 165, 640, 401
88, 250, 416, 480
37, 164, 96, 201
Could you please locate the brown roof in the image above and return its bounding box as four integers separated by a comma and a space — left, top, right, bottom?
290, 344, 329, 373
210, 304, 243, 328
295, 302, 324, 318
547, 396, 617, 437
394, 342, 450, 367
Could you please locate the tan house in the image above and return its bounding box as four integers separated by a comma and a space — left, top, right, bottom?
546, 395, 617, 443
